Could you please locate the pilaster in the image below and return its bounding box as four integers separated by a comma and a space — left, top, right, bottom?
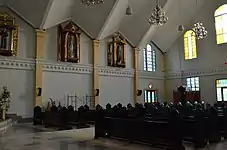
34, 29, 45, 106
133, 48, 139, 105
92, 40, 100, 109
163, 53, 168, 101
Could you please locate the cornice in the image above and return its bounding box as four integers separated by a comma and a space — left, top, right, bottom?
0, 57, 34, 70
0, 58, 166, 79
98, 66, 134, 78
139, 70, 165, 80
166, 66, 227, 80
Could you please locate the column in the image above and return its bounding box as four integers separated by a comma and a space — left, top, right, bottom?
163, 53, 168, 101
133, 48, 139, 105
92, 40, 100, 109
34, 29, 45, 106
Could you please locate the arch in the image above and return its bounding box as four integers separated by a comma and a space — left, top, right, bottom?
184, 30, 197, 60
215, 4, 227, 44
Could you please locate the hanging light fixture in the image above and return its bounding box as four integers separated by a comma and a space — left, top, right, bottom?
126, 0, 132, 16
191, 0, 207, 39
148, 0, 168, 26
177, 0, 184, 32
126, 6, 132, 16
192, 22, 208, 39
81, 0, 104, 7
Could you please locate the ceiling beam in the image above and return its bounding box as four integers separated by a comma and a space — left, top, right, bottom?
137, 0, 175, 49
42, 0, 74, 29
96, 0, 128, 40
39, 0, 54, 29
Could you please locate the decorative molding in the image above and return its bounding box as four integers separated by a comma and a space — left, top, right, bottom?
42, 60, 93, 74
0, 58, 166, 79
98, 66, 134, 77
0, 57, 34, 70
139, 70, 165, 80
166, 66, 227, 80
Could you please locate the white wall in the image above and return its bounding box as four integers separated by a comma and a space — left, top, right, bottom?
138, 43, 165, 103
43, 24, 93, 107
0, 63, 34, 118
98, 37, 134, 107
42, 68, 92, 107
0, 7, 35, 118
0, 6, 36, 118
166, 0, 227, 104
99, 75, 134, 107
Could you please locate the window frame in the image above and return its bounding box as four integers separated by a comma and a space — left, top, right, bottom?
144, 89, 157, 103
184, 30, 197, 60
143, 44, 156, 72
186, 77, 200, 91
216, 79, 227, 102
215, 4, 227, 45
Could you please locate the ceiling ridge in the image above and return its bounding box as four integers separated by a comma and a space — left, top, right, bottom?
5, 5, 35, 28
39, 0, 54, 29
96, 0, 122, 39
137, 0, 172, 49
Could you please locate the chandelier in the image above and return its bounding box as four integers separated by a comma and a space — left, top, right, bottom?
192, 22, 208, 39
81, 0, 104, 7
148, 0, 168, 26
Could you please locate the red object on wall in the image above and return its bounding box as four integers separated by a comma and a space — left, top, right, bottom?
173, 91, 200, 103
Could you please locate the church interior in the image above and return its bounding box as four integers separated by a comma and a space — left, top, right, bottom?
0, 0, 227, 149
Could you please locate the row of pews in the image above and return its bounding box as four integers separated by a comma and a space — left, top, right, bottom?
95, 102, 227, 150
33, 105, 95, 130
33, 101, 227, 149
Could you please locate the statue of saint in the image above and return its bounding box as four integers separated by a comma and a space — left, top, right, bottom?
67, 35, 77, 58
0, 29, 8, 49
116, 45, 122, 63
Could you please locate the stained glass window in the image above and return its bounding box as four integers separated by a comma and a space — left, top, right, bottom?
143, 44, 156, 71
215, 4, 227, 44
184, 30, 197, 60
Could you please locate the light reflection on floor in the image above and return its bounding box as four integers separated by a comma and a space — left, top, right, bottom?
0, 123, 226, 150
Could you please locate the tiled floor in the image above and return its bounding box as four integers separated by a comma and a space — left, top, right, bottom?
0, 123, 227, 150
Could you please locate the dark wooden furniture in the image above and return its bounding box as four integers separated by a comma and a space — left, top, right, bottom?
173, 91, 200, 103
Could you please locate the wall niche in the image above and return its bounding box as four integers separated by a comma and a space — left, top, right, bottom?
107, 33, 126, 68
58, 21, 81, 63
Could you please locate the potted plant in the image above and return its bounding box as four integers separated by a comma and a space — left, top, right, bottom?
0, 86, 11, 120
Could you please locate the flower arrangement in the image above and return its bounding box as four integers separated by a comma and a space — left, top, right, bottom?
0, 86, 11, 119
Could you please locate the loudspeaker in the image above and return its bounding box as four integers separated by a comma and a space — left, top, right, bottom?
137, 90, 142, 96
36, 87, 42, 96
95, 89, 99, 96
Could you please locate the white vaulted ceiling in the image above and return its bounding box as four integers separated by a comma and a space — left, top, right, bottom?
3, 0, 207, 51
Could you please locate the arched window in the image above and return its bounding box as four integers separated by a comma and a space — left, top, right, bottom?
184, 30, 197, 60
215, 4, 227, 44
143, 44, 156, 71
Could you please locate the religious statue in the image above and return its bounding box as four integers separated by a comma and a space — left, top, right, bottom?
67, 34, 77, 58
58, 21, 80, 63
116, 45, 122, 64
0, 29, 8, 49
0, 12, 18, 56
107, 33, 126, 68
